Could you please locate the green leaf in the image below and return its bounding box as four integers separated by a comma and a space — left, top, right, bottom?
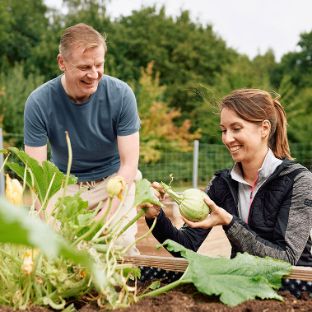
54, 193, 93, 241
134, 179, 163, 207
163, 239, 292, 307
148, 280, 161, 290
6, 147, 77, 204
0, 197, 105, 291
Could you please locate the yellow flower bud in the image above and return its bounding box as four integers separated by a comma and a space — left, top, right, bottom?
106, 175, 126, 200
5, 174, 23, 206
21, 250, 33, 275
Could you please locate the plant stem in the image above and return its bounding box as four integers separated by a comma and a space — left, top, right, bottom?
160, 182, 183, 204
122, 215, 157, 255
63, 131, 72, 197
39, 172, 56, 216
138, 278, 191, 299
73, 203, 108, 246
116, 208, 145, 239
102, 184, 129, 230
91, 197, 113, 241
0, 152, 10, 174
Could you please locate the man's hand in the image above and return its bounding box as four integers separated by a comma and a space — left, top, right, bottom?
182, 196, 233, 229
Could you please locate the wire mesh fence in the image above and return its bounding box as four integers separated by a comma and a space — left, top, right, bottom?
139, 142, 312, 187
139, 143, 232, 187
1, 132, 312, 189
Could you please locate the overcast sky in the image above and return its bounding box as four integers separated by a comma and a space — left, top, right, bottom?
44, 0, 312, 61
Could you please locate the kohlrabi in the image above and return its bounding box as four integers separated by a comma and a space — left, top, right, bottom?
160, 182, 209, 222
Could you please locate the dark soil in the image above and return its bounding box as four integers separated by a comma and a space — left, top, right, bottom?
106, 286, 312, 312
1, 285, 312, 312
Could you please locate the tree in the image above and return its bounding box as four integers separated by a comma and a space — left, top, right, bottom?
273, 31, 312, 90
276, 76, 312, 144
0, 64, 44, 147
110, 7, 236, 111
0, 0, 49, 70
137, 62, 200, 163
189, 51, 277, 143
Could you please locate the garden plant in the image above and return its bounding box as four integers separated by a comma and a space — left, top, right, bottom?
0, 137, 301, 311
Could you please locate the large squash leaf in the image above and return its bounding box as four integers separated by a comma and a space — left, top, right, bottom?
6, 147, 77, 204
134, 179, 163, 207
143, 239, 292, 307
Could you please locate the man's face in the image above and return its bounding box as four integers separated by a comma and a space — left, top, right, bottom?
58, 44, 105, 103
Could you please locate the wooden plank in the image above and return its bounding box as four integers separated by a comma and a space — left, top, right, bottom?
123, 255, 312, 281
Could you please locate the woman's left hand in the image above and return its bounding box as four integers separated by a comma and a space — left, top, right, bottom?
182, 196, 233, 229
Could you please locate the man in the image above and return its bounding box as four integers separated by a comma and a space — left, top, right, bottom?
24, 23, 140, 254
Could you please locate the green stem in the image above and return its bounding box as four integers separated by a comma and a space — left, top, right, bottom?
63, 131, 73, 197
43, 296, 66, 310
160, 182, 183, 204
91, 197, 113, 241
72, 200, 106, 246
0, 249, 22, 264
95, 197, 112, 225
116, 208, 145, 239
20, 275, 32, 310
39, 172, 56, 216
102, 184, 129, 231
122, 215, 157, 255
139, 278, 191, 299
22, 164, 28, 193
0, 268, 8, 285
0, 152, 10, 174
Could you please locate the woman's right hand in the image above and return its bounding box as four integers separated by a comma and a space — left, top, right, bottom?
141, 202, 162, 219
151, 181, 166, 199
139, 181, 166, 219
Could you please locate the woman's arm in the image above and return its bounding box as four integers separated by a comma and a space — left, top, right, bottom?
222, 170, 312, 265
145, 209, 210, 256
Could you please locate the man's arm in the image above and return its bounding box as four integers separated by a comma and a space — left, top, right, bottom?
24, 145, 48, 164
116, 131, 140, 185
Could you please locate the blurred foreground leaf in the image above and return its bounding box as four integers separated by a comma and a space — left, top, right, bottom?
0, 197, 105, 290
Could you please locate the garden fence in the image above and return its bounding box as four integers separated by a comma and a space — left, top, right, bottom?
1, 132, 312, 192
139, 141, 312, 187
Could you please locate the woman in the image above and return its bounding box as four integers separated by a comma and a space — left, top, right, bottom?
144, 89, 312, 266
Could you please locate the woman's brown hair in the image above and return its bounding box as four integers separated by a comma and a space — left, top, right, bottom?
220, 89, 292, 160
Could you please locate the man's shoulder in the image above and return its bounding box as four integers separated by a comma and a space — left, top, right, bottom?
28, 76, 61, 102
100, 75, 131, 92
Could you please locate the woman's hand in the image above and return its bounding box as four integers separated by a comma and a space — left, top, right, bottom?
140, 202, 162, 219
138, 181, 166, 219
183, 196, 233, 229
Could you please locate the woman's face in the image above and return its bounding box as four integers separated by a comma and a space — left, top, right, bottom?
220, 107, 269, 166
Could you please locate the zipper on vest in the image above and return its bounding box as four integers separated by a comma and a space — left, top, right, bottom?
246, 176, 258, 223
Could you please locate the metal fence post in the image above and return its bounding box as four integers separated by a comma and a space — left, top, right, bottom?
192, 140, 199, 188
0, 128, 4, 195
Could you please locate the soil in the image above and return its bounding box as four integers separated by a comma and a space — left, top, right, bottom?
111, 286, 312, 312
1, 285, 311, 312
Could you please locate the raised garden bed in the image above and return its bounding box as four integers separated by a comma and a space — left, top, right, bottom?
1, 255, 312, 312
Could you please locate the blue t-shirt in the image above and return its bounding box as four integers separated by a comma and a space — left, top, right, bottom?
24, 75, 140, 181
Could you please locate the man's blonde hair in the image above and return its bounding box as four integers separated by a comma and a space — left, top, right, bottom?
59, 23, 107, 59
